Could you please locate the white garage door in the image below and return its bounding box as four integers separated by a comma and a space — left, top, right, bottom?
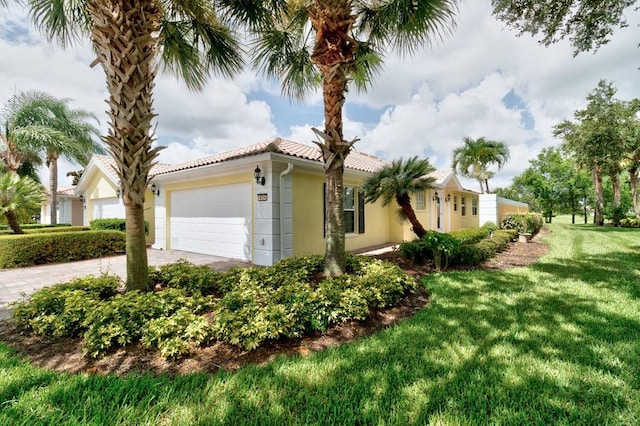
170, 183, 252, 260
92, 198, 125, 219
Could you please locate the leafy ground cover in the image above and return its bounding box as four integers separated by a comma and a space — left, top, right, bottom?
1, 218, 639, 424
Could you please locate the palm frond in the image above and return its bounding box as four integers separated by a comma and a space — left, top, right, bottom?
357, 0, 458, 55
26, 0, 91, 47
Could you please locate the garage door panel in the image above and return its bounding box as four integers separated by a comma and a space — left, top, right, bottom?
169, 184, 251, 260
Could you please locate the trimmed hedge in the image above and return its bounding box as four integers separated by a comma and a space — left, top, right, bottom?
90, 218, 149, 236
0, 223, 72, 231
0, 231, 126, 268
455, 229, 517, 266
0, 226, 90, 236
448, 227, 490, 245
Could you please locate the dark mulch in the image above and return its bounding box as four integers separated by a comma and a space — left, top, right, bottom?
0, 228, 549, 376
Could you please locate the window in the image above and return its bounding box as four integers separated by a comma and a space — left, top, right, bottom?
344, 187, 355, 234
461, 196, 466, 216
416, 191, 426, 210
453, 195, 458, 212
472, 198, 478, 216
323, 184, 365, 236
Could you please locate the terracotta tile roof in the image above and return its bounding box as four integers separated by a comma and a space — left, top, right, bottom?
156, 138, 388, 175
92, 154, 170, 180
57, 186, 76, 196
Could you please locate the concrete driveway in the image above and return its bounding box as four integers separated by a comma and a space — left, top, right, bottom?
0, 249, 250, 319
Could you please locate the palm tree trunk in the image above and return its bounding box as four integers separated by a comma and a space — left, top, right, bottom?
629, 166, 639, 219
593, 163, 604, 226
4, 210, 23, 234
477, 179, 485, 193
484, 178, 490, 193
88, 0, 160, 291
49, 153, 58, 225
309, 0, 356, 277
398, 194, 426, 238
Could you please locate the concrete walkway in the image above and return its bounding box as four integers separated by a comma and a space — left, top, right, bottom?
0, 249, 250, 319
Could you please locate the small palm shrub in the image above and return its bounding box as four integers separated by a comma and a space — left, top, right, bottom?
501, 213, 544, 235
398, 231, 461, 271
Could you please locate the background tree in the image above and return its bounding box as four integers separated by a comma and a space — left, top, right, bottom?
555, 80, 632, 226
23, 0, 262, 290
492, 0, 636, 55
451, 136, 510, 193
8, 91, 102, 225
253, 0, 458, 276
362, 157, 436, 239
0, 173, 44, 233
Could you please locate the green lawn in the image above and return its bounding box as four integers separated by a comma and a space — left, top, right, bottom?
1, 219, 639, 425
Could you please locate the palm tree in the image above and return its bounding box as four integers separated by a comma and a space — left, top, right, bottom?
451, 137, 510, 193
362, 157, 436, 239
253, 0, 458, 276
7, 91, 102, 225
22, 0, 260, 291
0, 173, 45, 234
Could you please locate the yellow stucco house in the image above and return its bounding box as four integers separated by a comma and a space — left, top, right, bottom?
76, 138, 526, 266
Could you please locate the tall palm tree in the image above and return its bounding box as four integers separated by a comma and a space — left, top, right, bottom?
362, 157, 436, 239
0, 173, 45, 234
253, 0, 458, 276
7, 91, 102, 225
22, 0, 261, 290
451, 136, 510, 193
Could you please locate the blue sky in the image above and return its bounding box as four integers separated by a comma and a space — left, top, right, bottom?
1, 0, 638, 191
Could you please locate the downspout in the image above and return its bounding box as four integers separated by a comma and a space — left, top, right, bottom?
279, 163, 294, 260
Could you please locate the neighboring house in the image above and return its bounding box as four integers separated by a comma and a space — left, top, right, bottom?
479, 194, 529, 227
40, 186, 84, 226
79, 138, 512, 266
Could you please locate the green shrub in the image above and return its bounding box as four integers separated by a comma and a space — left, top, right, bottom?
310, 277, 369, 331
421, 231, 461, 271
481, 221, 499, 233
453, 229, 517, 266
90, 218, 149, 235
149, 260, 224, 296
397, 239, 429, 265
11, 275, 120, 337
353, 257, 417, 308
142, 308, 214, 359
448, 227, 490, 245
501, 213, 544, 235
0, 231, 126, 268
0, 226, 89, 236
82, 288, 215, 358
620, 217, 640, 228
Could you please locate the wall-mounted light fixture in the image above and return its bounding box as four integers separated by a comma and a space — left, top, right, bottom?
432, 191, 440, 203
150, 183, 160, 196
254, 165, 265, 186
79, 194, 84, 202
445, 193, 451, 202
116, 188, 121, 199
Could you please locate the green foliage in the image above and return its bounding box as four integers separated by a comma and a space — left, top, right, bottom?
451, 136, 510, 192
83, 288, 214, 358
310, 277, 369, 331
399, 231, 461, 271
149, 260, 224, 296
481, 221, 499, 233
11, 275, 120, 337
0, 226, 89, 236
501, 213, 544, 235
141, 308, 214, 360
620, 217, 640, 228
448, 227, 490, 244
454, 230, 516, 266
0, 223, 71, 230
0, 231, 125, 268
90, 218, 149, 236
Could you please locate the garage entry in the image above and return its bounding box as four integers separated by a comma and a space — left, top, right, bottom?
92, 198, 125, 219
169, 183, 252, 260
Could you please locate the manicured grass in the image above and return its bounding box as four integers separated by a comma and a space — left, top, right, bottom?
1, 219, 639, 425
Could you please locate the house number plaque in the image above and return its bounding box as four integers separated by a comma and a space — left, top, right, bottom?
257, 193, 268, 201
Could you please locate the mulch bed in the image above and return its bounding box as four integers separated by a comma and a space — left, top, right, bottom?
0, 228, 549, 376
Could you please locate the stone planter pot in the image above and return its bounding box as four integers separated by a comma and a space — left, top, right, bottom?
518, 232, 532, 243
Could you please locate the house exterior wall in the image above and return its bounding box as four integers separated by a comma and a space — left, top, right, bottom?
292, 172, 392, 256
479, 194, 529, 226
448, 191, 480, 230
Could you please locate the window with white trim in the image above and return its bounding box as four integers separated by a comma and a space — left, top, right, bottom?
453, 195, 458, 212
344, 187, 355, 234
472, 198, 478, 216
461, 196, 466, 216
416, 191, 426, 210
